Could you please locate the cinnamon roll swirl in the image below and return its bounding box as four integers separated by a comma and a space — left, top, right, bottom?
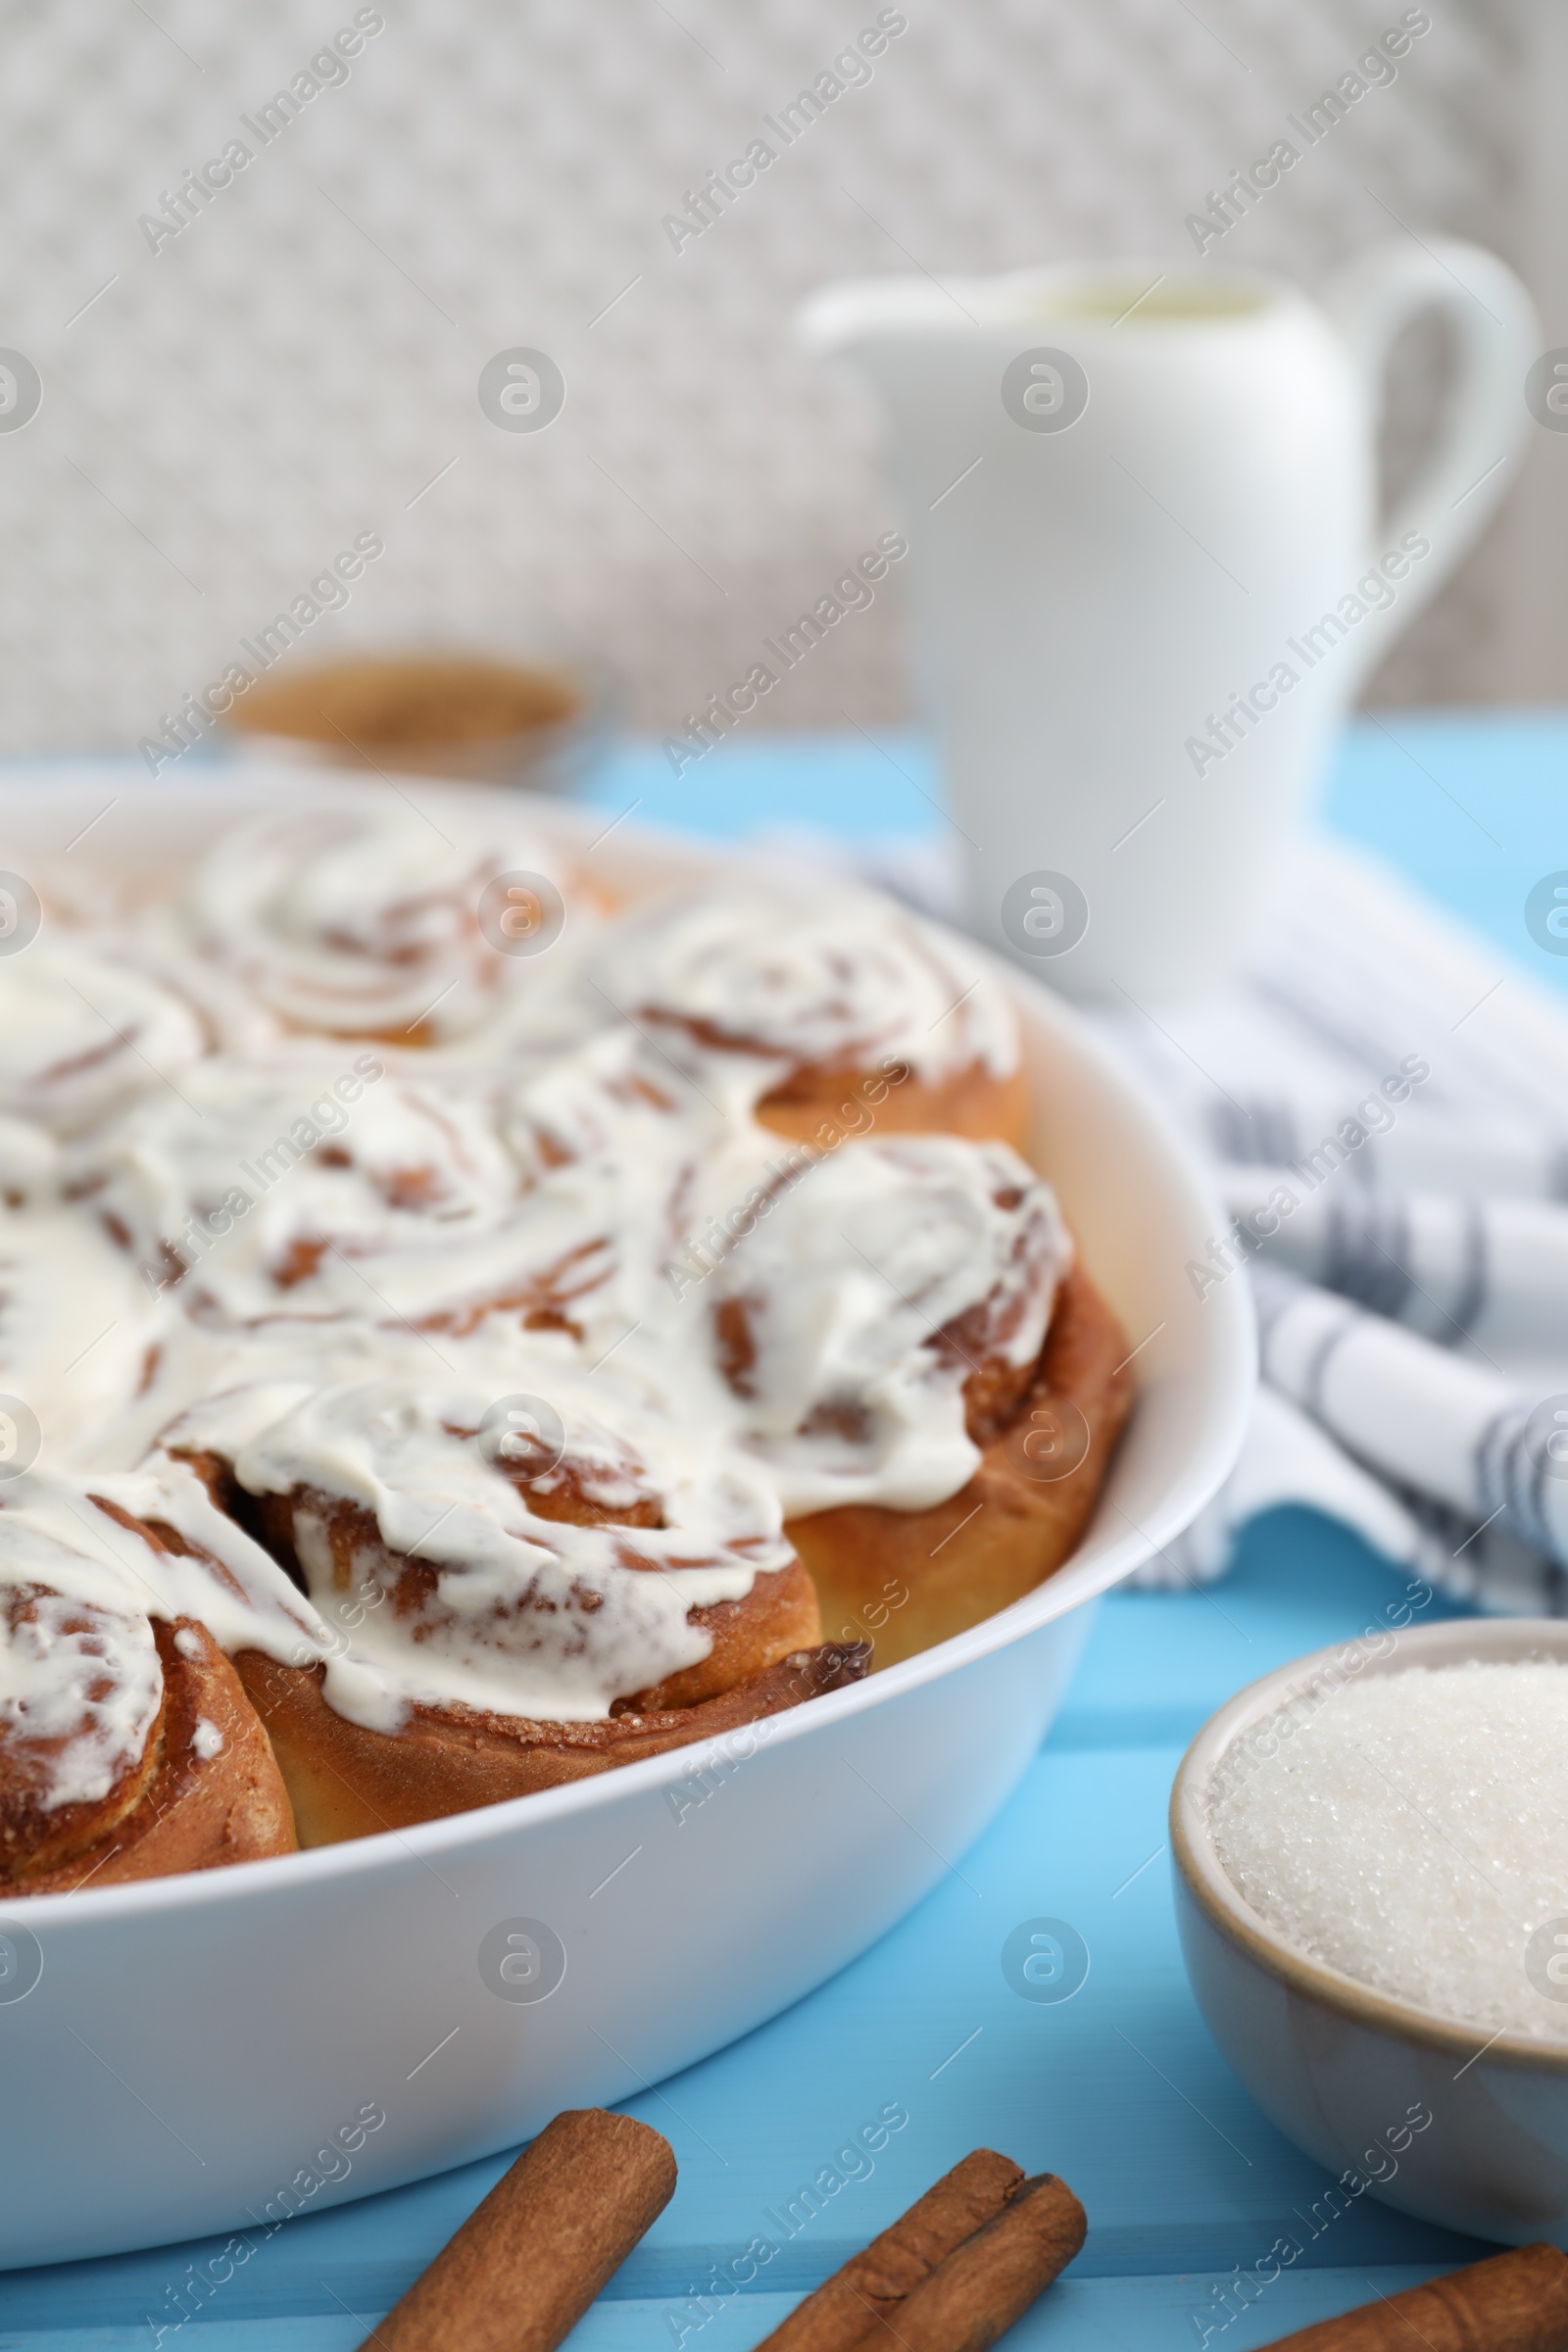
787, 1264, 1132, 1671
0, 1482, 296, 1893
704, 1134, 1131, 1664
179, 803, 583, 1048
584, 882, 1027, 1146
710, 1135, 1073, 1513
73, 1052, 551, 1333
0, 937, 210, 1138
162, 1370, 850, 1842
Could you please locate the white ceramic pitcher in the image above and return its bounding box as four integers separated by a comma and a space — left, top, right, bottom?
799, 246, 1538, 1002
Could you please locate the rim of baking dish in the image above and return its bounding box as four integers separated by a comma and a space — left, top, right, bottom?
1171, 1616, 1568, 2076
0, 759, 1255, 1928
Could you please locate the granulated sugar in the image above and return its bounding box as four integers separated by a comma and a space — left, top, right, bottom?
1207, 1660, 1568, 2041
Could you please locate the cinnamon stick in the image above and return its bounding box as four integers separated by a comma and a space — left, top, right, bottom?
1255, 2243, 1568, 2351
754, 2149, 1025, 2350
867, 2171, 1087, 2351
753, 2155, 1085, 2352
358, 2107, 675, 2352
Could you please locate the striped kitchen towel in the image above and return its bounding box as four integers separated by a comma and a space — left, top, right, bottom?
802, 820, 1568, 1611
1093, 836, 1568, 1608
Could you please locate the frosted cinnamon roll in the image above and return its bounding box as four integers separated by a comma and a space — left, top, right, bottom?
584, 883, 1027, 1146
0, 1479, 296, 1894
710, 1136, 1072, 1511
165, 1369, 851, 1842
788, 1263, 1131, 1670
179, 802, 583, 1048
72, 1051, 587, 1335
705, 1135, 1130, 1665
0, 937, 210, 1138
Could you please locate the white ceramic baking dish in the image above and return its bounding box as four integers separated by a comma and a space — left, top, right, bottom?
0, 762, 1253, 2268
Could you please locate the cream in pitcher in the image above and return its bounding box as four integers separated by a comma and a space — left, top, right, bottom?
799, 244, 1537, 1002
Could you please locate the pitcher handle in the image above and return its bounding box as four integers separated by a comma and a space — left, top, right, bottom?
1321, 238, 1538, 683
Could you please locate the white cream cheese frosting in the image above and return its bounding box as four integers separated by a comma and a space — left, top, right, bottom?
190, 1364, 793, 1729
0, 937, 209, 1136
0, 798, 1054, 1778
709, 1134, 1070, 1514
179, 802, 581, 1046
0, 1536, 164, 1813
584, 879, 1018, 1089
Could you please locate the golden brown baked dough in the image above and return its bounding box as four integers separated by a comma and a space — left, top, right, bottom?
588, 881, 1032, 1152
756, 1054, 1030, 1153
236, 1642, 869, 1845
787, 1265, 1131, 1671
174, 1391, 840, 1846
248, 1476, 825, 1719
2, 1606, 296, 1896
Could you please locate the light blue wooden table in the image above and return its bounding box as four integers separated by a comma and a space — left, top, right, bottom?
4, 711, 1564, 2349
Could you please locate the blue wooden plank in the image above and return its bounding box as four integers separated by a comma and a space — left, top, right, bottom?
0, 2272, 1469, 2352
1060, 1505, 1470, 1750
1323, 709, 1568, 1000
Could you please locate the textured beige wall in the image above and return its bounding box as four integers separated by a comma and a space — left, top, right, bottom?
0, 0, 1544, 757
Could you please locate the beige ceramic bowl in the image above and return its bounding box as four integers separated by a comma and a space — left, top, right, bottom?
1172, 1617, 1568, 2247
